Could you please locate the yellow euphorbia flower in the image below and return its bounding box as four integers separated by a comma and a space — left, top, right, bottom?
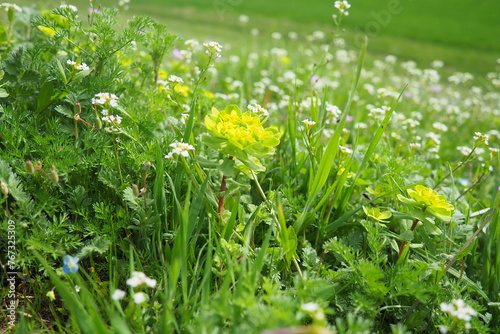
203, 105, 281, 172
363, 206, 392, 223
397, 185, 454, 221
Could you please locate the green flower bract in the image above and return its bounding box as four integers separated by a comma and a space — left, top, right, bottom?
397, 185, 454, 222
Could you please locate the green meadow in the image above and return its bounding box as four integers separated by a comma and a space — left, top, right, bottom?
16, 0, 500, 74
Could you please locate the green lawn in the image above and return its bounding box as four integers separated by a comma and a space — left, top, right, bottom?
14, 0, 500, 73
159, 0, 500, 52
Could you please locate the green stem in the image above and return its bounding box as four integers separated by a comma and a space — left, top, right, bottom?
112, 138, 123, 184
434, 146, 476, 189
251, 170, 303, 278
217, 175, 228, 218
398, 218, 420, 258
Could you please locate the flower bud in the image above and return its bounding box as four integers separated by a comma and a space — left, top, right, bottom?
25, 160, 35, 174
1, 181, 8, 196
50, 165, 59, 183
132, 184, 140, 197
143, 161, 151, 171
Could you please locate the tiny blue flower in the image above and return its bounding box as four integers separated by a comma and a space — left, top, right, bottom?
63, 255, 80, 274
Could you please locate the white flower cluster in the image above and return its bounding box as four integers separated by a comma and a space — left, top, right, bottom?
165, 142, 195, 159
473, 131, 489, 145
118, 0, 130, 9
440, 299, 477, 330
111, 289, 147, 304
301, 302, 325, 321
0, 2, 22, 12
92, 92, 119, 107
368, 106, 390, 121
448, 72, 474, 84
59, 4, 78, 12
247, 103, 269, 117
110, 271, 156, 305
126, 271, 157, 288
184, 39, 199, 48
111, 271, 157, 305
334, 0, 351, 16
302, 119, 316, 127
168, 75, 184, 84
102, 114, 122, 126
203, 41, 223, 58
67, 60, 89, 71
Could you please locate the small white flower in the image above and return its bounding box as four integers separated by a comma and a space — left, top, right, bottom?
339, 145, 353, 154
432, 122, 448, 132
75, 63, 89, 71
111, 289, 126, 301
326, 103, 341, 119
271, 32, 282, 40
440, 299, 477, 323
0, 3, 22, 13
431, 60, 444, 69
238, 15, 249, 24
409, 143, 421, 149
60, 4, 78, 12
67, 60, 89, 71
473, 132, 489, 145
302, 119, 316, 127
165, 142, 195, 159
184, 39, 199, 48
448, 72, 474, 84
203, 41, 223, 58
438, 325, 448, 334
301, 302, 320, 312
457, 146, 473, 156
334, 0, 351, 16
133, 292, 146, 304
126, 271, 157, 288
102, 115, 122, 126
247, 103, 269, 117
92, 92, 119, 107
168, 75, 184, 84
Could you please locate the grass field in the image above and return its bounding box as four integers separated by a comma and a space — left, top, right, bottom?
16, 0, 500, 74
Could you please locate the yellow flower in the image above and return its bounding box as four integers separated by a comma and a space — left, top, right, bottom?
203, 105, 281, 172
366, 184, 390, 197
174, 84, 189, 97
280, 56, 290, 64
204, 91, 215, 99
363, 206, 392, 223
37, 25, 56, 37
397, 185, 454, 221
46, 290, 55, 301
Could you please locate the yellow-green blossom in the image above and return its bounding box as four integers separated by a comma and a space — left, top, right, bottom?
363, 206, 392, 223
204, 105, 281, 171
397, 185, 454, 221
46, 290, 55, 301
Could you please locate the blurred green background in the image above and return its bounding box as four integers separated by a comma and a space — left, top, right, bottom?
14, 0, 500, 74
